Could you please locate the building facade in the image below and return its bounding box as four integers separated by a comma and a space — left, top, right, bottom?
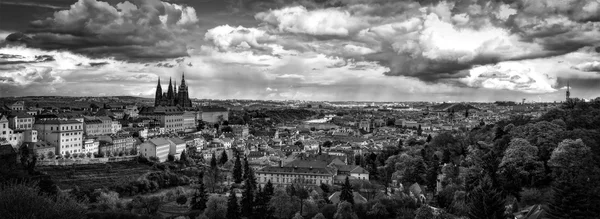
139, 106, 185, 133
34, 119, 84, 155
256, 165, 336, 188
140, 138, 171, 162
84, 116, 113, 136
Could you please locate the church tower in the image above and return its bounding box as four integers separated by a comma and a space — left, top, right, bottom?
177, 72, 192, 108
566, 81, 571, 102
154, 77, 162, 107
166, 77, 175, 105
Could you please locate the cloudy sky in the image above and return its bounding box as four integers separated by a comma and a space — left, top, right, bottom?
0, 0, 599, 102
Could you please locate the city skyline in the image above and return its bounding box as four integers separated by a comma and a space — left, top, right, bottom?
1, 0, 600, 102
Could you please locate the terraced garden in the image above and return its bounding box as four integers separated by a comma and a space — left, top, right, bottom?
37, 161, 154, 190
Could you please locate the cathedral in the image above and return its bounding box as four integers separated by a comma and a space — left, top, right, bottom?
154, 73, 192, 108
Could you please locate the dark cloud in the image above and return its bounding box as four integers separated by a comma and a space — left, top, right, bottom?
5, 0, 198, 61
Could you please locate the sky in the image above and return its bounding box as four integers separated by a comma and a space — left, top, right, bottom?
0, 0, 599, 102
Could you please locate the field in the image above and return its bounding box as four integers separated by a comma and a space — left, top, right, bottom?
38, 161, 154, 191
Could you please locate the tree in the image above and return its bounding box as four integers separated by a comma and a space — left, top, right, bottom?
467, 177, 506, 219
415, 205, 434, 219
208, 152, 220, 193
241, 178, 255, 217
205, 196, 227, 219
264, 180, 275, 198
323, 141, 332, 148
497, 138, 544, 199
233, 153, 243, 184
227, 187, 240, 219
219, 150, 228, 165
367, 202, 388, 218
546, 139, 600, 218
270, 189, 294, 219
333, 201, 358, 219
47, 151, 55, 159
0, 182, 86, 219
191, 172, 208, 211
426, 134, 432, 143
176, 195, 187, 206
312, 213, 326, 219
293, 212, 304, 219
180, 149, 188, 162
254, 188, 272, 219
168, 154, 175, 162
340, 176, 354, 205
417, 125, 423, 136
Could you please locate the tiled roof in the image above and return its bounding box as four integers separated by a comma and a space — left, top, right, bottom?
168, 138, 186, 145
35, 119, 81, 124
258, 165, 335, 175
148, 138, 170, 146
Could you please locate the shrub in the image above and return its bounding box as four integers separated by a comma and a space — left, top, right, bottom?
177, 195, 188, 206
0, 182, 86, 219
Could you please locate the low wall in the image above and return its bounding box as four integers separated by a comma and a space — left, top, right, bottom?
37, 155, 138, 166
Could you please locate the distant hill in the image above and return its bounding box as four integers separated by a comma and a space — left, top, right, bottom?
430, 103, 479, 112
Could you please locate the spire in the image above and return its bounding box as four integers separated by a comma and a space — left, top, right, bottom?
167, 77, 174, 100
174, 81, 177, 94
181, 72, 186, 86
154, 77, 163, 107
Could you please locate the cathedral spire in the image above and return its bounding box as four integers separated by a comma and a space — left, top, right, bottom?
167, 77, 174, 100
181, 72, 186, 86
154, 77, 163, 107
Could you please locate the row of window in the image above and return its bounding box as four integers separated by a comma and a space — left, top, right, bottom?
17, 118, 33, 122
50, 125, 82, 131
61, 132, 82, 136
61, 143, 81, 148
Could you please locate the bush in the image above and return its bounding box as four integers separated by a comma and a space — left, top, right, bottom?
177, 195, 188, 206
168, 154, 175, 162
520, 188, 551, 207
0, 182, 86, 219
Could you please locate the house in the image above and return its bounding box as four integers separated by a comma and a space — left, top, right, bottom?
139, 138, 171, 162
332, 164, 369, 181
408, 183, 426, 203
282, 145, 301, 154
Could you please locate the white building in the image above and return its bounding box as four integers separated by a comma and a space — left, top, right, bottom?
167, 138, 186, 158
34, 119, 84, 155
140, 138, 171, 162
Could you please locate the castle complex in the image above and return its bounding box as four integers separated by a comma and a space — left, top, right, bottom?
154, 73, 192, 108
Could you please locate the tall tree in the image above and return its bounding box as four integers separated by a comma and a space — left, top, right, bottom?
547, 139, 600, 218
219, 150, 228, 166
333, 201, 358, 219
209, 152, 220, 193
417, 125, 423, 136
227, 186, 240, 219
270, 189, 294, 219
467, 177, 506, 219
254, 188, 272, 219
241, 178, 255, 218
264, 180, 275, 198
497, 138, 544, 199
233, 152, 243, 184
205, 196, 227, 219
191, 172, 208, 211
340, 177, 354, 205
